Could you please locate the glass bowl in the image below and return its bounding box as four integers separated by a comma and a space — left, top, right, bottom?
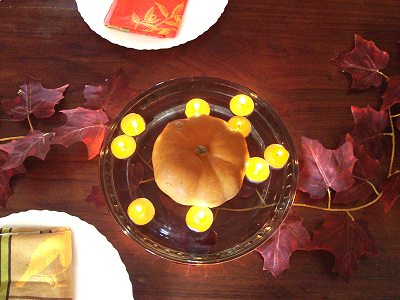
99, 77, 298, 264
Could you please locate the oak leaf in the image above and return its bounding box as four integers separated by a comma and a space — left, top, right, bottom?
380, 172, 400, 214
52, 108, 109, 160
381, 75, 400, 111
85, 186, 106, 208
350, 105, 388, 160
256, 215, 311, 277
0, 131, 54, 170
2, 77, 68, 120
311, 214, 378, 281
331, 34, 389, 89
83, 69, 137, 119
298, 137, 357, 199
0, 151, 26, 206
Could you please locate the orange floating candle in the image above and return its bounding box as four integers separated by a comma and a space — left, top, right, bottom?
245, 157, 270, 183
185, 98, 210, 118
121, 113, 146, 136
227, 116, 252, 137
264, 144, 290, 169
229, 94, 254, 116
127, 198, 155, 225
111, 134, 136, 159
185, 206, 213, 232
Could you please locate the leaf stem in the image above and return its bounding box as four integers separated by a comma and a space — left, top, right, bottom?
27, 114, 34, 131
353, 176, 380, 196
327, 188, 332, 209
392, 113, 400, 118
0, 136, 25, 142
346, 211, 355, 222
138, 178, 154, 185
293, 192, 382, 212
388, 108, 396, 177
255, 189, 266, 205
137, 151, 153, 171
377, 70, 389, 80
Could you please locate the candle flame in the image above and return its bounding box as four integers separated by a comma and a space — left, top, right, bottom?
194, 102, 200, 110
135, 205, 143, 213
131, 119, 138, 128
197, 210, 205, 220
239, 96, 247, 105
277, 150, 283, 157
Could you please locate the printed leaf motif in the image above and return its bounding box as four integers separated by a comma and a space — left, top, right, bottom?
345, 134, 380, 180
85, 186, 105, 208
172, 2, 184, 16
350, 106, 388, 160
381, 75, 400, 111
0, 151, 26, 206
52, 108, 109, 160
380, 172, 400, 214
332, 180, 373, 204
331, 34, 389, 89
2, 77, 68, 120
0, 131, 54, 170
83, 69, 137, 119
298, 137, 357, 199
256, 215, 311, 277
155, 2, 169, 18
311, 214, 378, 281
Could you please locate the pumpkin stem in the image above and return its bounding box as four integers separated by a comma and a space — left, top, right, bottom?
196, 145, 208, 156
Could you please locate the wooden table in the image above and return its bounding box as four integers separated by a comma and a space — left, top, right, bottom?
1, 1, 399, 299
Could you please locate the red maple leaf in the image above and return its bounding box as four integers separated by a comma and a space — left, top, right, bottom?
333, 180, 373, 205
1, 77, 68, 120
330, 34, 389, 89
380, 172, 400, 214
345, 134, 380, 180
83, 69, 137, 118
311, 214, 378, 281
298, 137, 357, 199
256, 215, 311, 277
350, 105, 388, 160
52, 108, 109, 160
85, 185, 106, 208
0, 131, 54, 170
0, 151, 26, 206
381, 75, 400, 111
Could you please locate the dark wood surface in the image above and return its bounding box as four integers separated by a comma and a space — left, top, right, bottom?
1, 1, 399, 299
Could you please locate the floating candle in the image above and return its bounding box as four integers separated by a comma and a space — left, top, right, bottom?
111, 134, 136, 159
121, 113, 146, 136
227, 116, 252, 137
245, 157, 270, 183
229, 94, 254, 116
185, 206, 213, 232
264, 144, 290, 169
185, 98, 210, 118
127, 198, 155, 225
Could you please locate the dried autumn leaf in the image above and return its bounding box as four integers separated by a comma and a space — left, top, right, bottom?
381, 75, 400, 111
380, 172, 400, 214
2, 77, 68, 120
52, 108, 109, 160
345, 134, 380, 180
331, 34, 389, 89
333, 180, 373, 204
85, 185, 105, 208
256, 215, 311, 277
83, 69, 137, 119
298, 137, 357, 199
0, 151, 26, 206
0, 131, 54, 170
350, 105, 388, 160
311, 214, 378, 281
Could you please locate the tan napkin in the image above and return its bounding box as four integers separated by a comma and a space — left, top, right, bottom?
0, 227, 73, 300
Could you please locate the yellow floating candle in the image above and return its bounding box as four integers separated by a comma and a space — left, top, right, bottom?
185, 98, 210, 118
227, 116, 252, 137
121, 113, 146, 136
245, 157, 270, 183
229, 94, 254, 116
111, 134, 136, 159
127, 198, 155, 225
185, 206, 213, 232
264, 144, 290, 169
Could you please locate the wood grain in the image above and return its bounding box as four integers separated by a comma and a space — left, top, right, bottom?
0, 1, 399, 299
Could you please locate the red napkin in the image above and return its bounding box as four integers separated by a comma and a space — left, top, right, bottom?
104, 0, 188, 38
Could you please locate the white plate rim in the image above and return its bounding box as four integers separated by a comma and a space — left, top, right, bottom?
75, 0, 229, 50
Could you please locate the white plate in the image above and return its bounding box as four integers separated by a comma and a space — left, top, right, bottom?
0, 210, 134, 300
75, 0, 229, 50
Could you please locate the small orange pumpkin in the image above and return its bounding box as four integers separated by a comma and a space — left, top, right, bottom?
152, 115, 250, 208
